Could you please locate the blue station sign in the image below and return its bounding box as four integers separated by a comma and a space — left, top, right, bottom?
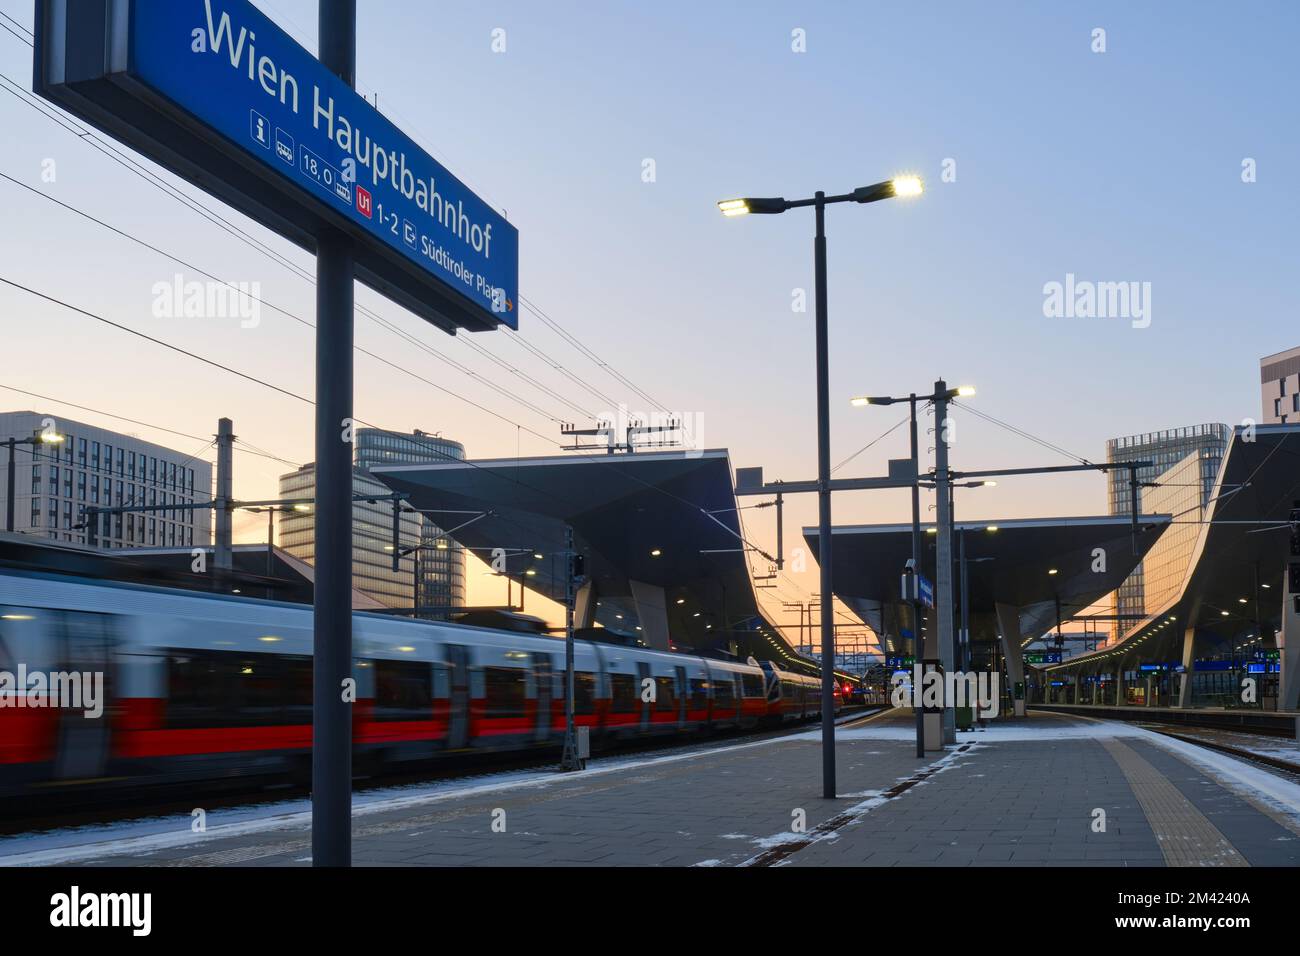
917, 575, 934, 609
35, 0, 518, 334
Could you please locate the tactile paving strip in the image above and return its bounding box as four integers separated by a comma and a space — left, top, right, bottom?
1101, 737, 1247, 867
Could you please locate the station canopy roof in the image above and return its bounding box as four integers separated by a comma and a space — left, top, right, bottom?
1050, 424, 1300, 673
373, 449, 809, 668
803, 514, 1172, 656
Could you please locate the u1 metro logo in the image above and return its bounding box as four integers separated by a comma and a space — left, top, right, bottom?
355, 185, 373, 219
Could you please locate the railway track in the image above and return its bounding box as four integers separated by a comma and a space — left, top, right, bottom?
1137, 723, 1300, 779
1036, 703, 1297, 737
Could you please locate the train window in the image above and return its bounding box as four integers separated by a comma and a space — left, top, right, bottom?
167, 651, 288, 728
0, 607, 53, 674
282, 655, 312, 725
654, 675, 677, 712
609, 673, 637, 712
689, 678, 709, 711
713, 678, 734, 708
573, 671, 597, 715
374, 659, 432, 722
741, 673, 764, 698
483, 666, 527, 718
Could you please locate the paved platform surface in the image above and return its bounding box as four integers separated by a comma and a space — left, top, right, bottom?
8, 710, 1300, 867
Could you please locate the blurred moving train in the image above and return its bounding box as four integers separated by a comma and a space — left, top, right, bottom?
0, 568, 839, 800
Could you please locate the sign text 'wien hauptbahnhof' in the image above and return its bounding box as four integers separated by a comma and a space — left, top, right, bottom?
35, 0, 518, 334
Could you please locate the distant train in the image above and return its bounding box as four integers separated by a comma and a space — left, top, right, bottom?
0, 568, 838, 800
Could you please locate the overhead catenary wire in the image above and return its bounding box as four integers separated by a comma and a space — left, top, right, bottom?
952, 400, 1095, 468
0, 381, 296, 466
0, 10, 33, 37
0, 162, 583, 426
833, 411, 915, 474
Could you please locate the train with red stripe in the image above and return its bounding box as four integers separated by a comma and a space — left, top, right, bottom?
0, 568, 838, 800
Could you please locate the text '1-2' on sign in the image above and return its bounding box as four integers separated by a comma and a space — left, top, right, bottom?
34, 0, 519, 334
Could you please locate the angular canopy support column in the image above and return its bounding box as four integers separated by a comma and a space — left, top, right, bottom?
1176, 598, 1202, 709
573, 580, 597, 630
1115, 657, 1126, 706
629, 579, 671, 651
995, 603, 1027, 717
1280, 577, 1300, 711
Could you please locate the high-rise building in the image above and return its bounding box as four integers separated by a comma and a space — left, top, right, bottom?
1260, 346, 1300, 424
0, 410, 212, 549
276, 428, 466, 617
1104, 423, 1230, 642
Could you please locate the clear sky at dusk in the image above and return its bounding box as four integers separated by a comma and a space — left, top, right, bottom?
1, 0, 1296, 634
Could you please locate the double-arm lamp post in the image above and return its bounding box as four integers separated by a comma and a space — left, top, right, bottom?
849, 383, 974, 752
717, 176, 922, 799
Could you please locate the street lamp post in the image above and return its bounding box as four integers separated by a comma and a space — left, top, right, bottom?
5, 428, 65, 532
720, 175, 922, 800
850, 382, 974, 752
245, 505, 290, 598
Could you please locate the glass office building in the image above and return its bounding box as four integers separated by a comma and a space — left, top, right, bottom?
0, 410, 212, 550
277, 429, 466, 618
1105, 423, 1230, 642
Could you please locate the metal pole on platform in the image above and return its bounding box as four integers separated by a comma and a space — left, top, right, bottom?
959, 526, 969, 671
909, 394, 925, 758
813, 193, 837, 800
4, 437, 14, 533
214, 418, 234, 571
934, 379, 956, 745
312, 0, 356, 869
716, 177, 925, 794
560, 525, 584, 771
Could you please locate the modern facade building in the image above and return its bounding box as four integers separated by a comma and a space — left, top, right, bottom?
1126, 453, 1204, 620
276, 428, 466, 618
1104, 423, 1230, 643
1050, 424, 1300, 710
1260, 346, 1300, 424
0, 410, 212, 550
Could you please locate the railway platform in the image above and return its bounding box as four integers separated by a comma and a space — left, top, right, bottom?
7, 709, 1300, 868
1038, 703, 1299, 737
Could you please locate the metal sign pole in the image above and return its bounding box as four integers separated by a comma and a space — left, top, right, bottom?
909, 394, 925, 758
934, 379, 956, 745
560, 525, 584, 771
813, 193, 837, 800
312, 0, 356, 869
